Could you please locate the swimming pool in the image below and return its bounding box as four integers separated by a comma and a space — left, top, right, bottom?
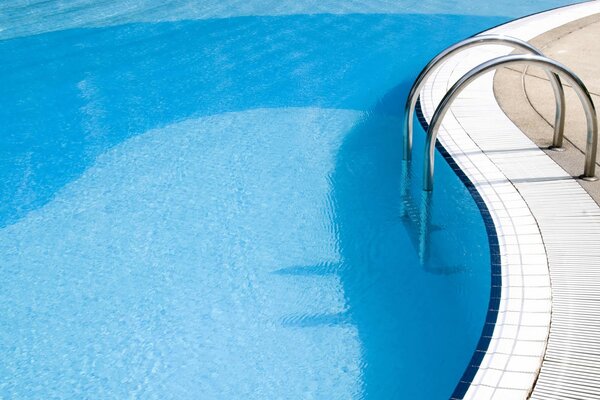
0, 1, 572, 399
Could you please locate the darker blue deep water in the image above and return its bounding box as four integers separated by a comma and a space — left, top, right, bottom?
0, 14, 505, 228
0, 7, 566, 399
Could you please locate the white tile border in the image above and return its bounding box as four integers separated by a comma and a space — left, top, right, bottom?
417, 1, 600, 399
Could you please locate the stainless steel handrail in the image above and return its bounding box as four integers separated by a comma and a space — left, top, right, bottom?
400, 160, 433, 265
403, 34, 566, 160
424, 54, 598, 191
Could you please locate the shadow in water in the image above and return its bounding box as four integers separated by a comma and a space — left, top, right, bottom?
321, 79, 491, 398
277, 82, 491, 397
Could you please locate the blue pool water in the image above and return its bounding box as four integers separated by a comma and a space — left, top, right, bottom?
0, 1, 571, 399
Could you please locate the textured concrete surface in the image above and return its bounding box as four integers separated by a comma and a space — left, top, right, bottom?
494, 13, 600, 204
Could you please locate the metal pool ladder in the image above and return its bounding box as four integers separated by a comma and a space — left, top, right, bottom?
403, 34, 599, 191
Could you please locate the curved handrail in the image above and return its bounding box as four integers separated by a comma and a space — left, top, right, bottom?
424, 54, 598, 191
403, 34, 566, 160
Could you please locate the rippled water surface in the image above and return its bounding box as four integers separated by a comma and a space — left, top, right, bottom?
0, 1, 571, 399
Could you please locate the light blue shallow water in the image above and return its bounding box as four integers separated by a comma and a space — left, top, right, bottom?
0, 1, 571, 399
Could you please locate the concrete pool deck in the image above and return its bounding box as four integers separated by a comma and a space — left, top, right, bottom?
495, 12, 600, 204
416, 1, 600, 398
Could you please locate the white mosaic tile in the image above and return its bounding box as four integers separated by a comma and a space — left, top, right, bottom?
417, 2, 600, 399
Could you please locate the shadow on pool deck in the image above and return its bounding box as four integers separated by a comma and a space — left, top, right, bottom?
494, 12, 600, 204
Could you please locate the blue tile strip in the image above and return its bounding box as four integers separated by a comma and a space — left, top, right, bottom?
415, 99, 502, 400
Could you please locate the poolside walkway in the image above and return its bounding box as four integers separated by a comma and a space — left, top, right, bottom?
417, 2, 600, 399
495, 12, 600, 204
492, 10, 600, 399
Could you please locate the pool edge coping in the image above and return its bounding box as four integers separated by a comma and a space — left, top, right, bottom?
414, 101, 504, 399
416, 1, 600, 398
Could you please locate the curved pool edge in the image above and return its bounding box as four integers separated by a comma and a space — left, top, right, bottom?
415, 102, 504, 399
417, 1, 600, 398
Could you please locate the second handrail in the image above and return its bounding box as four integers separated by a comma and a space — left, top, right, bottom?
403, 34, 566, 160
424, 54, 598, 191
